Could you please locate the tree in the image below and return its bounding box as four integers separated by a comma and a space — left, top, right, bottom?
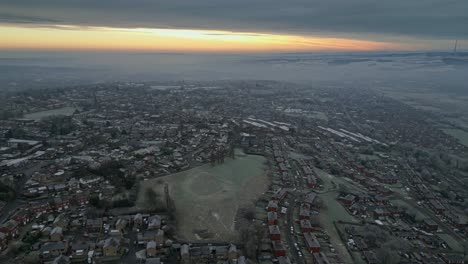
89, 194, 100, 207
145, 188, 160, 208
376, 248, 400, 264
240, 224, 260, 259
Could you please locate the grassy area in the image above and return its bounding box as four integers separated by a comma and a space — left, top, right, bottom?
313, 167, 358, 264
23, 106, 76, 120
442, 128, 468, 147
140, 151, 268, 242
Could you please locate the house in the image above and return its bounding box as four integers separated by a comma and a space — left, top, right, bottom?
50, 226, 64, 241
86, 218, 102, 233
146, 240, 157, 257
138, 230, 165, 245
11, 209, 31, 226
53, 213, 69, 229
0, 220, 19, 239
272, 241, 286, 257
181, 244, 190, 264
303, 192, 317, 205
445, 213, 467, 229
307, 174, 318, 188
423, 218, 439, 232
134, 213, 143, 227
103, 237, 121, 257
376, 173, 398, 184
53, 196, 70, 211
304, 232, 320, 253
267, 200, 279, 212
373, 208, 390, 219
115, 218, 128, 231
70, 241, 89, 260
300, 220, 313, 233
29, 201, 51, 214
428, 199, 445, 214
339, 194, 356, 206
269, 225, 281, 240
273, 188, 288, 201
40, 241, 68, 259
299, 203, 311, 220
228, 244, 238, 260
267, 212, 278, 225
148, 215, 162, 230
373, 195, 389, 205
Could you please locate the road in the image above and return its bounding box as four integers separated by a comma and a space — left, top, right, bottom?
285, 193, 305, 264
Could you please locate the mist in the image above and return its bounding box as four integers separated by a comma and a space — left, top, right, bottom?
0, 50, 467, 94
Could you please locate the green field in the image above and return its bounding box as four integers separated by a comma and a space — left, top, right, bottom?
314, 167, 358, 264
141, 151, 268, 242
443, 128, 468, 147
24, 106, 76, 120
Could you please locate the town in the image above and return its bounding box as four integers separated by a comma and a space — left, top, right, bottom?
0, 80, 467, 264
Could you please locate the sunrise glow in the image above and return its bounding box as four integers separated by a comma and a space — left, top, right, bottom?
0, 24, 406, 52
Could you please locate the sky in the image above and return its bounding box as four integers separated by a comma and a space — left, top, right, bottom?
1, 0, 467, 52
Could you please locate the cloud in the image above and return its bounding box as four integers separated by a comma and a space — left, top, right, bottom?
0, 0, 467, 39
0, 12, 60, 24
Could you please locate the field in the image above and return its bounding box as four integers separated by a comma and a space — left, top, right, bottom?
442, 128, 468, 147
314, 168, 358, 264
23, 106, 76, 120
140, 151, 268, 242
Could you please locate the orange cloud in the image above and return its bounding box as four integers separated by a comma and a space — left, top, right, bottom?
0, 24, 407, 52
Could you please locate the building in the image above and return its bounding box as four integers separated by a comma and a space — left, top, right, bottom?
428, 199, 445, 214
273, 188, 288, 201
269, 225, 281, 240
148, 215, 162, 230
423, 218, 438, 232
304, 232, 320, 253
115, 218, 128, 231
181, 244, 190, 264
300, 220, 313, 233
50, 226, 64, 241
267, 200, 279, 212
267, 212, 278, 225
40, 241, 67, 259
11, 209, 31, 226
103, 237, 121, 257
0, 220, 19, 239
272, 241, 286, 257
146, 240, 157, 257
299, 203, 311, 220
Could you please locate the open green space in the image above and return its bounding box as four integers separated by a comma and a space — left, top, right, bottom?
140, 151, 268, 242
23, 106, 76, 120
443, 128, 468, 147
